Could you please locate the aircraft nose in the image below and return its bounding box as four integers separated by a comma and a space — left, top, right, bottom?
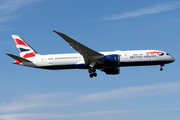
170, 55, 175, 63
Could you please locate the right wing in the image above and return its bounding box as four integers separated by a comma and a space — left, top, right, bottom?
52, 30, 104, 65
6, 53, 31, 62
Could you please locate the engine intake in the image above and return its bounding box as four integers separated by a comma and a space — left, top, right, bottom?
104, 54, 120, 66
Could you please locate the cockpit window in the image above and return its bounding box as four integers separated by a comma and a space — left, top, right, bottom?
166, 53, 170, 55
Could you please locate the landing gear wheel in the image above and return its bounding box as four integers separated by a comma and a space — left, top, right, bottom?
160, 64, 164, 71
88, 67, 97, 78
89, 73, 97, 78
93, 73, 97, 77
90, 74, 93, 78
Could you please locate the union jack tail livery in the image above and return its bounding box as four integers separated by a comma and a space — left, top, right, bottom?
12, 35, 38, 58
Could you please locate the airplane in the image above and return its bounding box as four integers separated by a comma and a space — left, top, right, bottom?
6, 30, 175, 78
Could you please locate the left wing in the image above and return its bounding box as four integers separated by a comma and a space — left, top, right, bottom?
52, 30, 104, 65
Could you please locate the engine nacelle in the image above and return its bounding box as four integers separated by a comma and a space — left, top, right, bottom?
102, 67, 120, 75
104, 54, 120, 66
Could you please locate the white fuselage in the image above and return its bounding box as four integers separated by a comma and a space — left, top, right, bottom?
9, 32, 175, 77
19, 50, 175, 70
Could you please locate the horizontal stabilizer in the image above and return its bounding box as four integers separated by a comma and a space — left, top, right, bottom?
6, 53, 31, 62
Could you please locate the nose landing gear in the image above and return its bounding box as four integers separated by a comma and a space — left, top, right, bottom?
160, 64, 164, 71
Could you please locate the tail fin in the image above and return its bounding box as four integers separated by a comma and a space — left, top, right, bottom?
12, 35, 38, 58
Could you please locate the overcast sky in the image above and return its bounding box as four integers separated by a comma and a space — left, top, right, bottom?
0, 0, 180, 120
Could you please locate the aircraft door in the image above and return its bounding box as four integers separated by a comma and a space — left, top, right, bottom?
123, 53, 129, 62
41, 57, 46, 66
125, 53, 128, 59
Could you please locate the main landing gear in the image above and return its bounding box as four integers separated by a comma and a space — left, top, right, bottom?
89, 67, 97, 78
160, 64, 164, 71
88, 62, 97, 78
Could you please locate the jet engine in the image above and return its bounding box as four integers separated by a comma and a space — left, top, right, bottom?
102, 67, 120, 74
103, 54, 120, 66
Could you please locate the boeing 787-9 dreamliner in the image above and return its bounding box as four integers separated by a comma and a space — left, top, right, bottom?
6, 30, 175, 78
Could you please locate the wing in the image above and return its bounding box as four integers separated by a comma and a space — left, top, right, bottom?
6, 53, 31, 62
52, 30, 104, 65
